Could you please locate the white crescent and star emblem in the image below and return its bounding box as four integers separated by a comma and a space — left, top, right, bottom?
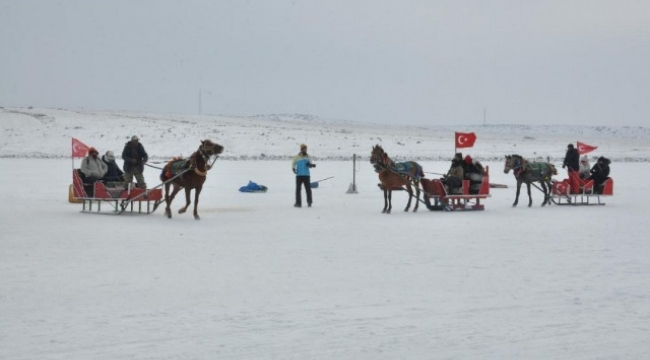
458, 136, 467, 145
73, 143, 83, 153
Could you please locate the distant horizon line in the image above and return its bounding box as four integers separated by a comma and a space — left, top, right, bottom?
2, 106, 646, 129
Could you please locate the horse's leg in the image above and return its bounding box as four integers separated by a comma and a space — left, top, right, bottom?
527, 182, 533, 207
386, 189, 393, 214
178, 187, 192, 214
540, 181, 548, 206
513, 181, 521, 207
165, 184, 182, 219
413, 179, 420, 212
382, 188, 388, 213
192, 185, 202, 220
404, 183, 412, 212
164, 183, 171, 218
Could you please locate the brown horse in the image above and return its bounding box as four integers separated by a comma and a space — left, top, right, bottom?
160, 140, 224, 220
370, 145, 424, 213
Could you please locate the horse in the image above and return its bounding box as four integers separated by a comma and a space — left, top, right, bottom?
160, 140, 224, 220
503, 154, 557, 207
369, 145, 424, 213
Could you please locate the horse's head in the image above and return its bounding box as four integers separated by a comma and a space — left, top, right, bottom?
504, 155, 513, 174
370, 145, 385, 165
200, 140, 224, 157
504, 154, 524, 174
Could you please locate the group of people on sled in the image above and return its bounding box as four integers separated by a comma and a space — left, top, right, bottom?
79, 135, 148, 196
441, 152, 486, 194
563, 143, 611, 194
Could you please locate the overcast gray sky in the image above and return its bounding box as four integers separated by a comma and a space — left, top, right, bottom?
1, 0, 648, 126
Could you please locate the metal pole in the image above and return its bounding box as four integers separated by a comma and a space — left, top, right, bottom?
353, 154, 356, 191
347, 153, 358, 194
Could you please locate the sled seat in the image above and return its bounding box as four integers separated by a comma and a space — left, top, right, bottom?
72, 169, 91, 198
601, 178, 614, 196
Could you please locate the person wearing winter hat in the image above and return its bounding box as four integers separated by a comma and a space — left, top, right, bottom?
121, 135, 148, 189
588, 156, 611, 194
578, 155, 590, 179
80, 147, 108, 196
101, 150, 124, 182
291, 143, 316, 207
462, 155, 485, 193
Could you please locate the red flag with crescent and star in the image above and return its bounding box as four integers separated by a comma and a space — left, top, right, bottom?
455, 132, 477, 149
71, 138, 90, 158
577, 141, 597, 155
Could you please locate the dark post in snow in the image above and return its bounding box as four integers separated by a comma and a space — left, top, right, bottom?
347, 154, 358, 194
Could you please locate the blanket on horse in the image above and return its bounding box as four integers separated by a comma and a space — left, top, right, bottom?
524, 162, 553, 177
374, 161, 422, 179
161, 159, 190, 181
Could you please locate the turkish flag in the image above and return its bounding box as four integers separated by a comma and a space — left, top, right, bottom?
72, 138, 90, 158
577, 141, 597, 155
455, 132, 477, 149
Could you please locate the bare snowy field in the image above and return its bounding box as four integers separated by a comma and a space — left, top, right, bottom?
1, 157, 649, 360
1, 108, 650, 359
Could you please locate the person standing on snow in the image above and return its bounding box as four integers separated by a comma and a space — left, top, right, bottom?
122, 135, 148, 189
291, 143, 316, 207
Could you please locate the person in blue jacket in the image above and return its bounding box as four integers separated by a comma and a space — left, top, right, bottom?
292, 143, 316, 207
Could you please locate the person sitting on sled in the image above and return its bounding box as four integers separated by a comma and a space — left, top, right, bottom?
442, 157, 464, 194
101, 150, 124, 183
588, 156, 611, 194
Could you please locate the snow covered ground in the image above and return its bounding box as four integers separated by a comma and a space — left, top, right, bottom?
1, 108, 650, 359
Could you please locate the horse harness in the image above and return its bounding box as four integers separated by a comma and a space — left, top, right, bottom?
373, 152, 420, 182
511, 157, 527, 178
190, 144, 218, 176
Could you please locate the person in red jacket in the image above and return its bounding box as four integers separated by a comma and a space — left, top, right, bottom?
563, 144, 580, 194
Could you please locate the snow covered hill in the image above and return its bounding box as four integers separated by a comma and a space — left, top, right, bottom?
2, 107, 649, 162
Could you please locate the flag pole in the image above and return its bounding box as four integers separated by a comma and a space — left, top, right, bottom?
71, 138, 74, 171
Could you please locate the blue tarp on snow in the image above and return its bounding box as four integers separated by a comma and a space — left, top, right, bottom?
239, 180, 268, 193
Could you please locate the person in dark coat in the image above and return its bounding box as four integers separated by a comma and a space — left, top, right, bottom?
563, 143, 580, 194
121, 135, 148, 189
101, 150, 124, 182
442, 158, 464, 193
462, 155, 485, 194
588, 157, 611, 194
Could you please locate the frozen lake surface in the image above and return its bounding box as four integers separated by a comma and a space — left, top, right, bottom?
2, 158, 649, 359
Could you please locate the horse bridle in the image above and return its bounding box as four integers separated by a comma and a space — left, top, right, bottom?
508, 156, 526, 178
371, 150, 390, 172
191, 143, 219, 176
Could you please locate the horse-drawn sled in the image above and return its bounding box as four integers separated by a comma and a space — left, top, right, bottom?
70, 139, 224, 217
503, 154, 614, 207
370, 145, 491, 213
